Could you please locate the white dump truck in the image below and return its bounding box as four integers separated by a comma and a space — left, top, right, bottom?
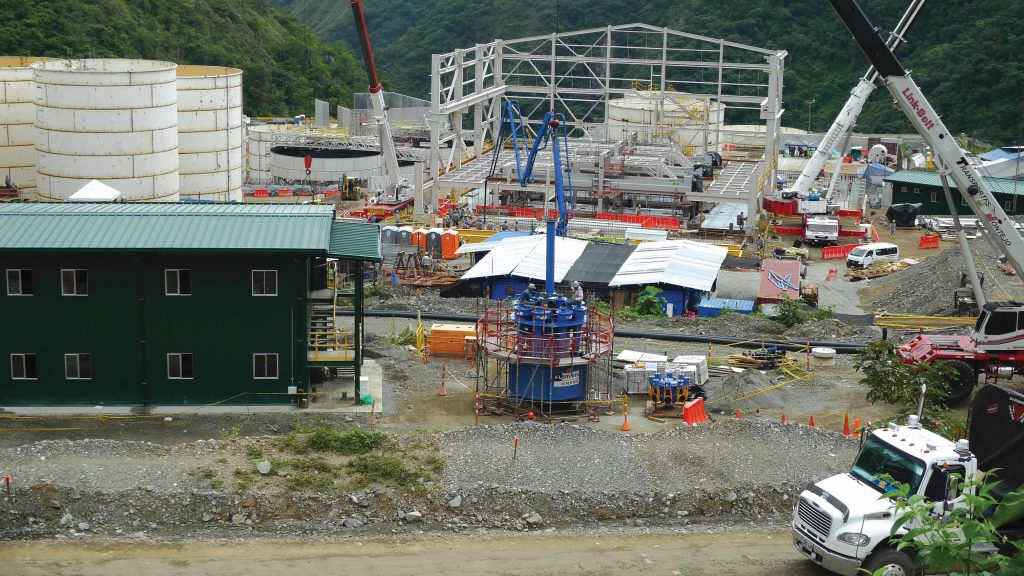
792, 385, 1024, 576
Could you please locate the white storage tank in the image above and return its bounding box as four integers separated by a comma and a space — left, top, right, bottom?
176, 65, 243, 202
607, 91, 725, 153
245, 123, 291, 184
0, 56, 50, 200
33, 58, 179, 201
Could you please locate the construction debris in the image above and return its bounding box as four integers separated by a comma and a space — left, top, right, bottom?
845, 260, 912, 281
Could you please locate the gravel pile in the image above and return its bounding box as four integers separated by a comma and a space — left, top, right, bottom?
641, 420, 855, 491
440, 421, 855, 496
367, 284, 483, 316
866, 247, 965, 315
440, 423, 645, 493
629, 314, 787, 338
0, 439, 196, 492
785, 318, 877, 342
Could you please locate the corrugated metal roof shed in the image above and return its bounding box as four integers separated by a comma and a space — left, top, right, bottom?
460, 235, 589, 282
563, 242, 637, 284
884, 170, 1024, 196
455, 231, 532, 254
329, 221, 381, 261
0, 203, 379, 260
609, 240, 728, 292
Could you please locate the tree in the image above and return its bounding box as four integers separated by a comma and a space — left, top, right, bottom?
853, 341, 964, 439
871, 472, 1024, 575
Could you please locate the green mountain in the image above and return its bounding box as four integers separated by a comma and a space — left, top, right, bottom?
0, 0, 367, 117
362, 0, 1023, 145
270, 0, 440, 49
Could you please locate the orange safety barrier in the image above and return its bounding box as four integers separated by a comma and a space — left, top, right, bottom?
682, 398, 708, 425
277, 188, 292, 197
252, 188, 269, 197
821, 245, 856, 260
918, 235, 940, 249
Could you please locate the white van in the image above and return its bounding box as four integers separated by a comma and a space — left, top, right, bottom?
846, 242, 899, 268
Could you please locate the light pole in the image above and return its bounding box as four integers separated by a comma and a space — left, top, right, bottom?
806, 99, 816, 133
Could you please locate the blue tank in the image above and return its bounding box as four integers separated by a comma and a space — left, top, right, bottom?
507, 291, 588, 402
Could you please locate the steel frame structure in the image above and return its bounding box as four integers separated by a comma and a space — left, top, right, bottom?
428, 23, 787, 216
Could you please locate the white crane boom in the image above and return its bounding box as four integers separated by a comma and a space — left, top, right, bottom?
788, 0, 926, 203
828, 0, 1024, 280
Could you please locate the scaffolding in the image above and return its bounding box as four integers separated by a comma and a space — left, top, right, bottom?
474, 301, 615, 420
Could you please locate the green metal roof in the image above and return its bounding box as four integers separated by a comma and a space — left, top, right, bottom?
0, 203, 379, 259
329, 220, 381, 261
885, 170, 1024, 196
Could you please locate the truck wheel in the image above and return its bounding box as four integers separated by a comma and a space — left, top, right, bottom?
862, 548, 914, 576
942, 359, 977, 405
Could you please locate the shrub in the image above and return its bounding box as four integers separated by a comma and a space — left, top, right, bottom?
347, 454, 417, 486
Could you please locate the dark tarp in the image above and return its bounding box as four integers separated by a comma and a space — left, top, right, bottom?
969, 385, 1024, 502
885, 203, 922, 227
563, 242, 637, 284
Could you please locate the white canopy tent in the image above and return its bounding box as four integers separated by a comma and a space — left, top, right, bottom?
68, 180, 123, 202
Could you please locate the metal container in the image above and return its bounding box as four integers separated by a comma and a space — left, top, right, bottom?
176, 65, 243, 201
33, 59, 179, 201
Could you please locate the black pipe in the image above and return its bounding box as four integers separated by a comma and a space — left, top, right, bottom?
342, 308, 867, 353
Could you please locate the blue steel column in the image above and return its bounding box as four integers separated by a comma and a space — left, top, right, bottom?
545, 219, 555, 295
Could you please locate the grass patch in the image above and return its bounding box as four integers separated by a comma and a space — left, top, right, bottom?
190, 467, 217, 481
347, 454, 418, 487
286, 470, 335, 493
215, 457, 228, 464
278, 426, 392, 456
423, 454, 446, 475
236, 479, 251, 493
387, 327, 417, 346
219, 426, 242, 441
287, 456, 334, 473
245, 446, 264, 460
210, 479, 223, 489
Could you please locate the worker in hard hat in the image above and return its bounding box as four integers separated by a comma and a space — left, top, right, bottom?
520, 283, 539, 303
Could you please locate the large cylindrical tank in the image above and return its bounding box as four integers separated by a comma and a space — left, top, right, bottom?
0, 57, 50, 200
607, 91, 725, 152
176, 65, 243, 202
33, 59, 179, 201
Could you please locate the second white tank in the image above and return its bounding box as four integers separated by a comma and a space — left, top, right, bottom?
33, 58, 179, 201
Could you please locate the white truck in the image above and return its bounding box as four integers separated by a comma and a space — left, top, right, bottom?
793, 385, 1024, 576
804, 215, 840, 246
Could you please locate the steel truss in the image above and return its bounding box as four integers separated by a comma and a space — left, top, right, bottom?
428, 23, 787, 216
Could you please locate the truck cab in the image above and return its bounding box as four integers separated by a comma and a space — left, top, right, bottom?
793, 419, 976, 576
805, 215, 840, 246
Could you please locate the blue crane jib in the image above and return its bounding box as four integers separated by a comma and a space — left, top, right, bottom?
490, 100, 574, 237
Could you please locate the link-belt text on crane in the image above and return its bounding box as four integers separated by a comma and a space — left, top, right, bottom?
901, 88, 936, 131
957, 157, 1013, 247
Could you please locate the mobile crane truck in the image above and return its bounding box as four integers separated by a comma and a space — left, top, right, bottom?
794, 1, 1024, 574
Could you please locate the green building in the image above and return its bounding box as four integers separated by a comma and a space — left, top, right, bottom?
885, 170, 1024, 215
0, 203, 380, 407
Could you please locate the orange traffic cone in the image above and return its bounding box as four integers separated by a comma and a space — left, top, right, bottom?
842, 413, 850, 436
621, 397, 632, 432
809, 415, 815, 428
852, 416, 861, 437
781, 412, 787, 423
437, 365, 448, 397
735, 409, 742, 420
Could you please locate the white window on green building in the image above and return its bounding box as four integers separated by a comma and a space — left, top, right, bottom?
10, 353, 37, 380
61, 269, 88, 296
65, 353, 92, 379
253, 353, 278, 379
165, 269, 192, 296
6, 269, 32, 296
252, 270, 278, 296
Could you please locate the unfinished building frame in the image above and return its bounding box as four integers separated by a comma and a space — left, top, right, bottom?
427, 23, 787, 217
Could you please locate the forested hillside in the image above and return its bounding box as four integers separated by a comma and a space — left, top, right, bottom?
0, 0, 367, 117
270, 0, 439, 49
294, 0, 1021, 145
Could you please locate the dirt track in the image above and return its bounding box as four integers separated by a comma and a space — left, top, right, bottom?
0, 530, 832, 576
